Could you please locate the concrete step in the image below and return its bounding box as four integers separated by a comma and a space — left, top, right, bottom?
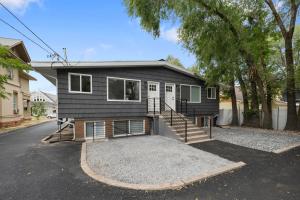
176, 131, 206, 137
175, 127, 202, 133
179, 134, 209, 142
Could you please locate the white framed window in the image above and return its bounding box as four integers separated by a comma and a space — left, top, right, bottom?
107, 77, 141, 102
113, 119, 145, 137
6, 68, 13, 80
207, 87, 216, 99
68, 73, 92, 94
180, 84, 201, 103
84, 121, 105, 139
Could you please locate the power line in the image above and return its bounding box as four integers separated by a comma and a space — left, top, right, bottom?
0, 17, 52, 55
0, 2, 68, 64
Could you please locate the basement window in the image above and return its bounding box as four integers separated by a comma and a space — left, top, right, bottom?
68, 73, 92, 94
113, 120, 144, 137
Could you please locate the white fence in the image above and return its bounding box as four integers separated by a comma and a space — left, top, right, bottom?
217, 105, 298, 130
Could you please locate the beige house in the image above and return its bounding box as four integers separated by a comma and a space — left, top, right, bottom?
0, 37, 36, 128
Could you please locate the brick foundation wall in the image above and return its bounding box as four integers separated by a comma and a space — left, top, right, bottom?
74, 120, 85, 141
74, 117, 151, 141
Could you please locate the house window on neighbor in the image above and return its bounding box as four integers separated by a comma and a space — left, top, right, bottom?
69, 73, 92, 93
107, 77, 140, 102
6, 68, 13, 80
180, 85, 201, 103
207, 87, 216, 99
13, 92, 18, 114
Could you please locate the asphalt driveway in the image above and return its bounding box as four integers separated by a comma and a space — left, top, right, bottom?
0, 121, 299, 200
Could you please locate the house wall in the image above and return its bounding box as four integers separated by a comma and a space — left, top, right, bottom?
0, 66, 32, 127
57, 67, 219, 119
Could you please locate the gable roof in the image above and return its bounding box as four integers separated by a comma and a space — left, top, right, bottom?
31, 60, 204, 85
0, 37, 31, 62
41, 91, 57, 103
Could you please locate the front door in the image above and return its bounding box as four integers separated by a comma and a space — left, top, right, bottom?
165, 83, 176, 111
147, 81, 160, 112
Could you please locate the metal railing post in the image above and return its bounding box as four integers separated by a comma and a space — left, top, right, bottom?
146, 98, 148, 113
209, 116, 212, 139
154, 98, 156, 116
193, 109, 196, 124
93, 123, 95, 142
185, 99, 188, 114
180, 99, 182, 113
171, 109, 173, 126
160, 97, 162, 114
185, 120, 187, 143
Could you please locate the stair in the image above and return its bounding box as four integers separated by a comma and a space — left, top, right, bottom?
160, 111, 210, 144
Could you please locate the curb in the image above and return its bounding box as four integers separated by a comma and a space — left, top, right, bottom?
186, 138, 215, 144
0, 120, 55, 136
41, 135, 52, 144
80, 142, 246, 191
272, 142, 300, 154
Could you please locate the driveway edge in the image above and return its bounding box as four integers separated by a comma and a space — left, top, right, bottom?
272, 142, 300, 154
80, 142, 246, 191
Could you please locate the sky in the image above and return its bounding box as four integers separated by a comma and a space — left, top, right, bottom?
0, 0, 196, 94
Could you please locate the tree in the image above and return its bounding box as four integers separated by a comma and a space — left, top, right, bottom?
31, 102, 46, 120
264, 0, 299, 130
166, 55, 184, 67
0, 45, 30, 98
124, 0, 276, 129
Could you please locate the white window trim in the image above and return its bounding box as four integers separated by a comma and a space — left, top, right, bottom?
112, 119, 145, 137
207, 87, 217, 99
180, 84, 201, 103
84, 121, 106, 139
68, 72, 93, 94
107, 76, 141, 102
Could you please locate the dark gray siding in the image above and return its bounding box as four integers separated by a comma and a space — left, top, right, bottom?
57, 67, 219, 119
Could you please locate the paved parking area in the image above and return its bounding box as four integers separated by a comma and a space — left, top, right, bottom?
85, 136, 243, 189
0, 122, 299, 200
211, 127, 300, 152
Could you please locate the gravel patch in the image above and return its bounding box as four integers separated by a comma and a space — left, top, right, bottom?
211, 127, 300, 152
86, 135, 235, 185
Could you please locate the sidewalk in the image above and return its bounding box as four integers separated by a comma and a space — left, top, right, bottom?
0, 117, 55, 135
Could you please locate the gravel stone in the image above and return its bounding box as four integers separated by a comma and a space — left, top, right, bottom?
211, 127, 300, 152
86, 135, 235, 185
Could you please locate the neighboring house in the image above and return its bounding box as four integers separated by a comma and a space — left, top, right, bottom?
0, 37, 36, 128
32, 61, 219, 142
30, 91, 57, 117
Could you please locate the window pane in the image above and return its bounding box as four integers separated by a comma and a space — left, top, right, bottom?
86, 122, 94, 138
94, 121, 105, 138
208, 88, 212, 98
181, 85, 190, 101
125, 80, 140, 100
130, 120, 144, 134
212, 88, 216, 98
81, 75, 91, 92
191, 86, 200, 102
108, 78, 124, 100
114, 120, 129, 136
70, 75, 80, 91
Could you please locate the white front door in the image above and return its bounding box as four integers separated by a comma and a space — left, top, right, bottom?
147, 81, 160, 112
165, 83, 176, 111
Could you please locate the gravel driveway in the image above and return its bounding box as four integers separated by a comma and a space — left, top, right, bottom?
211, 127, 300, 152
86, 135, 240, 186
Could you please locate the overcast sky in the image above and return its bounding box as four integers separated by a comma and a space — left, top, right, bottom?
0, 0, 196, 94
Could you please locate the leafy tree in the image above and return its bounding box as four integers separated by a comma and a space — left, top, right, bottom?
31, 102, 46, 120
264, 0, 299, 130
166, 55, 184, 67
124, 0, 276, 128
0, 45, 30, 98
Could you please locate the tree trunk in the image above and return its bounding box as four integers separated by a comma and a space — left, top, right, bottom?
284, 36, 298, 130
298, 103, 300, 130
236, 69, 249, 125
250, 80, 259, 112
230, 79, 239, 126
